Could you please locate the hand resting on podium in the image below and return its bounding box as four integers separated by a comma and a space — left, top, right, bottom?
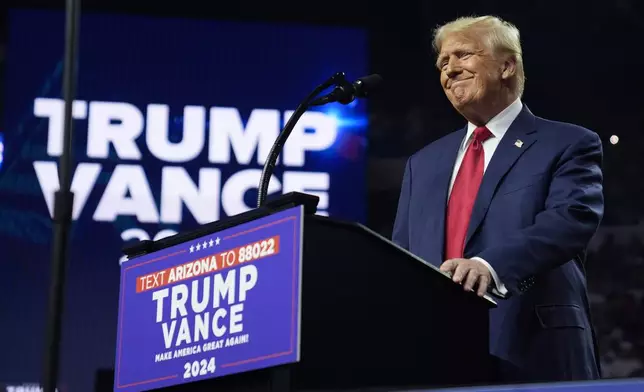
440, 257, 507, 298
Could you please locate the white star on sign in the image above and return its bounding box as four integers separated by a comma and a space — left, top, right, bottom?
215, 237, 221, 245
208, 239, 214, 247
196, 243, 201, 251
202, 241, 208, 248
189, 245, 195, 253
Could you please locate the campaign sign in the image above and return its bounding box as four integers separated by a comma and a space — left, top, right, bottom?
114, 206, 304, 391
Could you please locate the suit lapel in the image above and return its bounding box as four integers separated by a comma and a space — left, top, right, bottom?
464, 105, 538, 251
427, 128, 466, 263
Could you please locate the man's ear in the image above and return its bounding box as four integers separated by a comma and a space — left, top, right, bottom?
501, 55, 517, 80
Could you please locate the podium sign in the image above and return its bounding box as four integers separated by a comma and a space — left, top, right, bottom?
114, 206, 304, 391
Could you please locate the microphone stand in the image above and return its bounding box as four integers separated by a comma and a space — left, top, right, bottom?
256, 72, 349, 208
42, 0, 80, 390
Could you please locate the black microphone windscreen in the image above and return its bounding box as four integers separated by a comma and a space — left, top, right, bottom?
355, 74, 383, 97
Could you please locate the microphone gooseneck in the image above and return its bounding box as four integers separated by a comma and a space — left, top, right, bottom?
256, 72, 382, 208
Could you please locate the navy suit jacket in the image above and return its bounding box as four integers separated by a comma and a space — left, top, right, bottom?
392, 105, 604, 382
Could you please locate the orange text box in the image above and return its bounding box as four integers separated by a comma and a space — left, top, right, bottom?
135, 235, 280, 293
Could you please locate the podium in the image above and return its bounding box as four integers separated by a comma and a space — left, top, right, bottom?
114, 193, 496, 392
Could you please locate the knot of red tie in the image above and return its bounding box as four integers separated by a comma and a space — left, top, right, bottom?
473, 126, 493, 143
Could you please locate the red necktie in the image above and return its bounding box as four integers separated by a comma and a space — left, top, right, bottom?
445, 126, 493, 260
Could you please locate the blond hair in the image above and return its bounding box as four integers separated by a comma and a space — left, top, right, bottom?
432, 16, 525, 96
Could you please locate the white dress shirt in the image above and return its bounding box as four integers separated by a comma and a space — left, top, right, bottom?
447, 97, 524, 297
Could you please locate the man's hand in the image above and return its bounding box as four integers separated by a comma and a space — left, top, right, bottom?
440, 258, 491, 297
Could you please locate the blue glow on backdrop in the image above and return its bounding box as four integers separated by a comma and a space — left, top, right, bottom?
0, 133, 4, 170
0, 9, 368, 391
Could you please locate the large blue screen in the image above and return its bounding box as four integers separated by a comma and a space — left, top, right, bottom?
0, 9, 367, 391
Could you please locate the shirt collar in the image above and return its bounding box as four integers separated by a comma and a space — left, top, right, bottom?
461, 98, 524, 151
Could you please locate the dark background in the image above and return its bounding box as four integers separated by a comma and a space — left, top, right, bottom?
1, 0, 643, 388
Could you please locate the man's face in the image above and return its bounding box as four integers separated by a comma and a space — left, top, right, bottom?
437, 33, 506, 114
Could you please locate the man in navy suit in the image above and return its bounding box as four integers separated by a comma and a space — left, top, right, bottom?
392, 15, 604, 382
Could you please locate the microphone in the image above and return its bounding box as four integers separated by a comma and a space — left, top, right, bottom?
310, 74, 383, 106
256, 72, 382, 208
